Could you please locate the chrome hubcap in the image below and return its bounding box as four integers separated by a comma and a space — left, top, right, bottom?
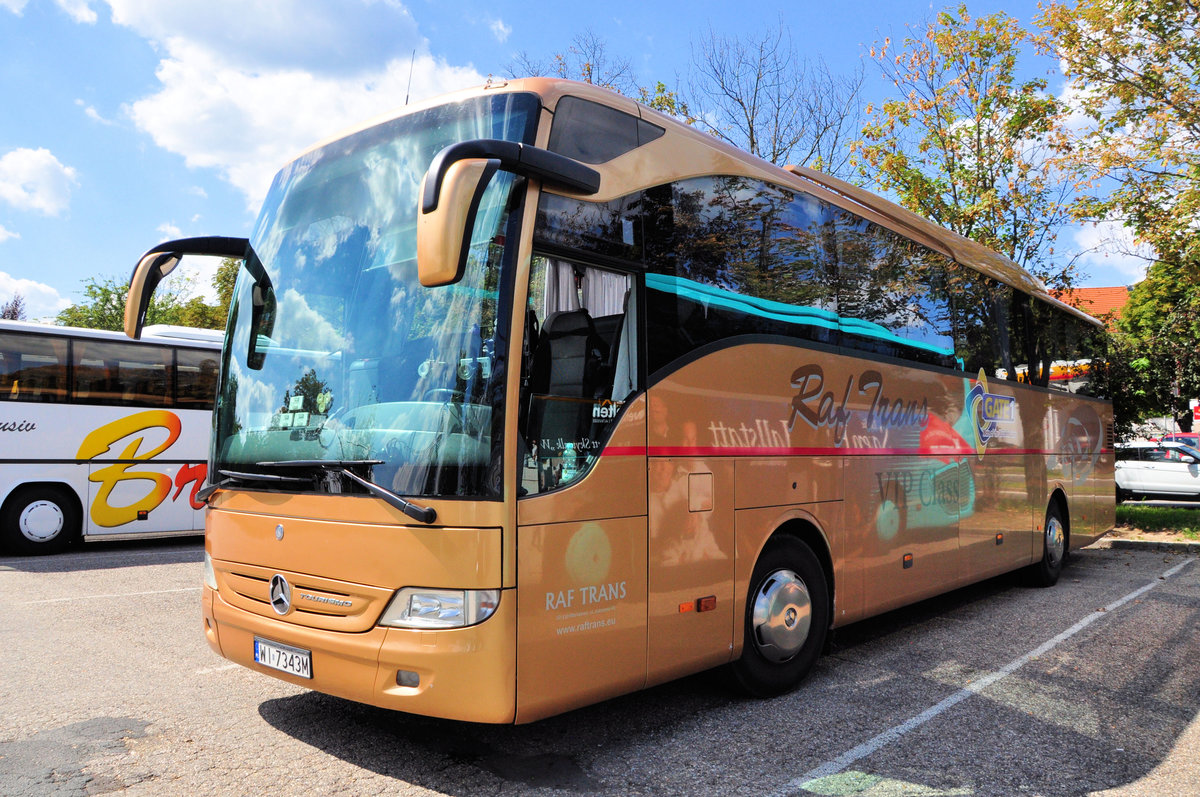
750, 568, 812, 663
19, 500, 64, 543
1045, 516, 1065, 569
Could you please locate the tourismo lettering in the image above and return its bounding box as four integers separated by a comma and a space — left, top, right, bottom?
0, 420, 36, 432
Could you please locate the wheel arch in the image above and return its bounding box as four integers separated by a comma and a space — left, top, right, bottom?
1, 481, 86, 536
769, 518, 835, 623
1048, 485, 1070, 550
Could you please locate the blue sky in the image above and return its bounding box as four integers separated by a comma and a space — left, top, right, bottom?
0, 0, 1142, 321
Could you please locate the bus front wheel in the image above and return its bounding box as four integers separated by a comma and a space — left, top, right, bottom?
1, 487, 80, 555
731, 536, 829, 697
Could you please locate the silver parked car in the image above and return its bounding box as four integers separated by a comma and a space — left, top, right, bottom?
1115, 441, 1200, 502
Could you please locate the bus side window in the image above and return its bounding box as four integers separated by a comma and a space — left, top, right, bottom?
176, 349, 220, 410
0, 332, 67, 402
520, 256, 635, 495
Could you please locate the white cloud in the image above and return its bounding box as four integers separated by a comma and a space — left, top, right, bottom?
157, 221, 182, 240
77, 99, 115, 125
0, 270, 72, 321
0, 0, 28, 15
0, 148, 79, 216
108, 1, 486, 207
56, 0, 97, 23
489, 19, 512, 43
0, 224, 17, 242
1070, 220, 1154, 284
107, 0, 423, 75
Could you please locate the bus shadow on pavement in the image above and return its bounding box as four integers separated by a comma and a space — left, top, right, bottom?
255, 549, 1200, 795
256, 669, 737, 793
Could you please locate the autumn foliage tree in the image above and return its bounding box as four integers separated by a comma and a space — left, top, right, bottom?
855, 5, 1079, 291
1038, 0, 1200, 430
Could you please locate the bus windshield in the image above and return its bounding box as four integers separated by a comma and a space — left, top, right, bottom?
214, 92, 539, 500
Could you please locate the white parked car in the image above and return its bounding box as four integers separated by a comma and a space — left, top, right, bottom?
1115, 441, 1200, 502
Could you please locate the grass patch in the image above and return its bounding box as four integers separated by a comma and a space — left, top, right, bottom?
1116, 504, 1200, 540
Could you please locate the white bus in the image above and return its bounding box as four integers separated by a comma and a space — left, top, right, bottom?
0, 320, 221, 554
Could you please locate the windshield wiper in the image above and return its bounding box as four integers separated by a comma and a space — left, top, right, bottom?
259, 460, 438, 525
218, 468, 309, 484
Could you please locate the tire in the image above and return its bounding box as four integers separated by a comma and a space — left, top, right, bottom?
1115, 486, 1129, 504
731, 536, 829, 697
1027, 501, 1067, 588
1, 486, 80, 555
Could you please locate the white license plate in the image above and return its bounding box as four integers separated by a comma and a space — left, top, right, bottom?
253, 637, 312, 679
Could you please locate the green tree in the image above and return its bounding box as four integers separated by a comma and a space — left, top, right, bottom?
55, 266, 232, 333
854, 5, 1079, 290
213, 256, 240, 310
1038, 0, 1200, 262
1117, 253, 1200, 431
56, 275, 184, 331
1038, 0, 1200, 430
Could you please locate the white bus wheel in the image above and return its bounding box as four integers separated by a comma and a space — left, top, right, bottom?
1, 487, 80, 555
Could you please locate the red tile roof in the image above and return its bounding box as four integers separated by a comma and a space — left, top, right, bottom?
1054, 286, 1129, 325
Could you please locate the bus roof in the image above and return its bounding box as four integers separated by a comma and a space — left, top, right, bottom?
283, 77, 1104, 329
0, 318, 222, 347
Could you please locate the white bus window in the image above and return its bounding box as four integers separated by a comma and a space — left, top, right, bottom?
73, 339, 172, 407
0, 333, 67, 402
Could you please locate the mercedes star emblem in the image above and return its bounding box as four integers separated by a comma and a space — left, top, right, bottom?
269, 574, 292, 615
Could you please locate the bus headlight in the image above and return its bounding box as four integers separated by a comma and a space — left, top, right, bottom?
203, 551, 218, 591
379, 588, 500, 629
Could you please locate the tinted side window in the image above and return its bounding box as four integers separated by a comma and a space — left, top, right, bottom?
0, 332, 67, 402
834, 210, 956, 369
73, 340, 172, 407
176, 348, 220, 409
548, 96, 664, 164
643, 176, 838, 374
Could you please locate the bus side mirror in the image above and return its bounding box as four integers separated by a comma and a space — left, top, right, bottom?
125, 236, 250, 339
416, 158, 499, 287
125, 251, 179, 339
415, 140, 601, 288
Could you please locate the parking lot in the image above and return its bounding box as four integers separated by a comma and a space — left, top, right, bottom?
2, 538, 1198, 796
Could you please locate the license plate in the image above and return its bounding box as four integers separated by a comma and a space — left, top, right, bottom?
253, 637, 312, 679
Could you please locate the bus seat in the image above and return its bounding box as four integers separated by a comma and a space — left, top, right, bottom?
529, 309, 607, 469
533, 309, 606, 401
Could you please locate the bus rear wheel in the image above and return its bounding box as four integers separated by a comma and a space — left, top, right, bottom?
1026, 502, 1066, 588
731, 536, 829, 697
1, 487, 80, 555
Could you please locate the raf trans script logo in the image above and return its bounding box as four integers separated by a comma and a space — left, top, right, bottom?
269, 574, 292, 615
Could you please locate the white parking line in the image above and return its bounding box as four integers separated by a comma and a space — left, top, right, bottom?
776, 558, 1195, 796
23, 586, 202, 605
194, 663, 240, 675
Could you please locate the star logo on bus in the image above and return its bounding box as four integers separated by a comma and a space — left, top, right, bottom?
270, 574, 292, 615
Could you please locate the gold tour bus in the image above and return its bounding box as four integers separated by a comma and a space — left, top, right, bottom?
123, 78, 1113, 723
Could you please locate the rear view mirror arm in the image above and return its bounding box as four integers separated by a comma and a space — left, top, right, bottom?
421, 139, 600, 214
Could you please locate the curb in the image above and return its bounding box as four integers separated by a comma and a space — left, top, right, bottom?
1092, 538, 1200, 554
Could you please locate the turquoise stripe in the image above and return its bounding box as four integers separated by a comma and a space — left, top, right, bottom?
646, 272, 955, 358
